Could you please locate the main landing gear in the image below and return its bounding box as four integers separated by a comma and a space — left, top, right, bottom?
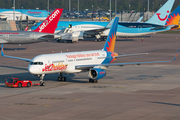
40, 74, 45, 86
89, 78, 98, 83
57, 73, 66, 82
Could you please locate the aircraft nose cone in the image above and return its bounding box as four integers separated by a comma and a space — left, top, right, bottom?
28, 65, 41, 75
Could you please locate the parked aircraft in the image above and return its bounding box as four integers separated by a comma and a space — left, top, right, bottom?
1, 17, 179, 86
0, 9, 49, 21
0, 8, 63, 44
31, 0, 176, 41
165, 5, 180, 30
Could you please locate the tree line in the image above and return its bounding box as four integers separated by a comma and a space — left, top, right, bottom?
0, 0, 179, 12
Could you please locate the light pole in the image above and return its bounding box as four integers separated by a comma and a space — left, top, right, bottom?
129, 4, 131, 13
115, 0, 117, 16
13, 0, 15, 21
110, 0, 111, 21
147, 0, 149, 19
69, 0, 71, 12
92, 5, 93, 21
47, 0, 49, 16
148, 0, 149, 12
78, 0, 79, 21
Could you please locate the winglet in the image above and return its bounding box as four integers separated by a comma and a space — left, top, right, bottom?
1, 44, 4, 56
33, 8, 63, 34
172, 49, 179, 61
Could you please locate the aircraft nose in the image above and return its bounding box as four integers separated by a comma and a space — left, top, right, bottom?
28, 65, 41, 75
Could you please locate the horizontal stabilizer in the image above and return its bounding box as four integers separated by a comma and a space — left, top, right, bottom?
150, 26, 167, 30
114, 53, 148, 58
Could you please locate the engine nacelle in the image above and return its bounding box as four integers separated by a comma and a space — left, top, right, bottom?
89, 68, 106, 80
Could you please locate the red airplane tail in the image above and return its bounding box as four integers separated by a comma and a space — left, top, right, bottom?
24, 26, 28, 31
33, 8, 63, 34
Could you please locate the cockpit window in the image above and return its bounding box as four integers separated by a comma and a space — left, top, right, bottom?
30, 62, 43, 65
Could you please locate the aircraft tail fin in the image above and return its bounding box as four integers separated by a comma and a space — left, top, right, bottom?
166, 5, 180, 29
24, 26, 28, 31
33, 8, 63, 34
1, 44, 4, 56
105, 18, 115, 28
146, 0, 175, 25
137, 16, 143, 22
103, 17, 119, 52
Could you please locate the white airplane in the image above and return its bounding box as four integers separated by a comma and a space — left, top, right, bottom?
0, 8, 63, 44
1, 17, 179, 86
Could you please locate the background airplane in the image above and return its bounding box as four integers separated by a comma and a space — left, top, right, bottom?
1, 17, 178, 86
166, 5, 180, 30
0, 9, 49, 21
0, 8, 63, 44
31, 0, 176, 41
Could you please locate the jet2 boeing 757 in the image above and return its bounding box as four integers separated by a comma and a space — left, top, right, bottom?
0, 8, 63, 44
1, 17, 179, 86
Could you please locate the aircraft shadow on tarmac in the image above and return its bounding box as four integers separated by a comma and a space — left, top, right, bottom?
0, 70, 94, 86
0, 65, 28, 71
150, 101, 180, 107
116, 39, 135, 41
0, 47, 27, 51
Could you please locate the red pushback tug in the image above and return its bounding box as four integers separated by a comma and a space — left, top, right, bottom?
5, 77, 40, 88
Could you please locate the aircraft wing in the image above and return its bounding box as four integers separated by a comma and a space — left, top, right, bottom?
1, 44, 32, 62
75, 49, 179, 70
83, 18, 115, 35
83, 28, 108, 35
150, 26, 168, 30
0, 38, 8, 43
38, 34, 55, 40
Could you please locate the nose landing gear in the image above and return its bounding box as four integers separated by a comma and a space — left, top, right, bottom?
40, 74, 45, 86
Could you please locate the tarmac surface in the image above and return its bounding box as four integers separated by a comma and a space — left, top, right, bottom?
0, 34, 180, 120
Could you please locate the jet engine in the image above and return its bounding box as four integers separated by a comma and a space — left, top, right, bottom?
89, 68, 106, 80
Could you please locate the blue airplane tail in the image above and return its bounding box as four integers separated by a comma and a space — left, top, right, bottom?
146, 0, 175, 25
103, 17, 119, 52
166, 5, 180, 28
1, 44, 4, 56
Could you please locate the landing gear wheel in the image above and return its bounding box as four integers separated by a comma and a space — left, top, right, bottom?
58, 77, 61, 81
98, 39, 101, 42
40, 82, 45, 86
57, 77, 66, 82
89, 79, 98, 83
94, 80, 98, 83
